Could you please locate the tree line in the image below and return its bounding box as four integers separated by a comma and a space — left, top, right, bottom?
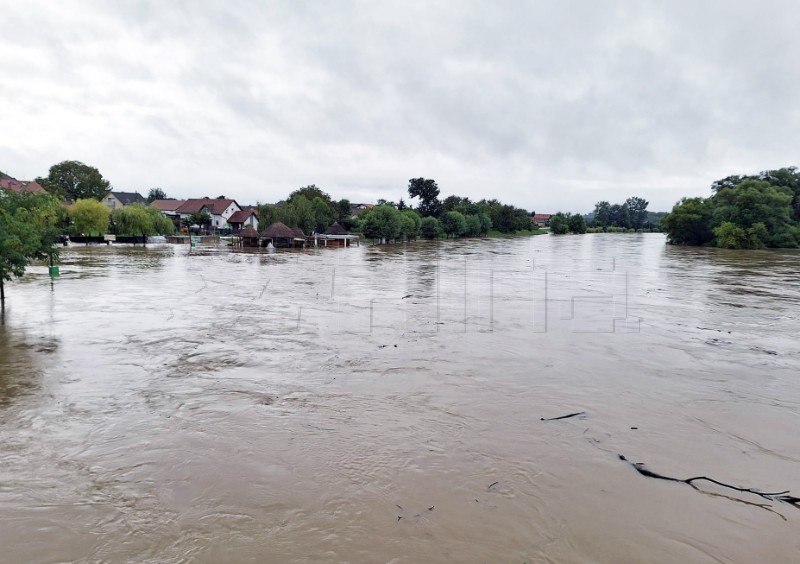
662, 166, 800, 248
547, 196, 652, 235
255, 178, 538, 243
1, 162, 542, 302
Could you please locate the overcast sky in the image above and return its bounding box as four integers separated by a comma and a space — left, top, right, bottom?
2, 1, 798, 212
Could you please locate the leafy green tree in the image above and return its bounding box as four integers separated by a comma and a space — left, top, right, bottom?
113, 204, 149, 244
592, 201, 612, 228
626, 197, 649, 230
187, 210, 212, 230
441, 211, 467, 238
408, 178, 442, 217
464, 214, 482, 236
473, 212, 490, 235
609, 203, 631, 229
747, 222, 769, 249
442, 195, 470, 213
113, 203, 173, 245
70, 199, 110, 242
147, 187, 167, 203
360, 205, 400, 242
36, 161, 111, 201
568, 213, 587, 234
312, 196, 336, 233
420, 216, 441, 239
256, 204, 283, 229
289, 185, 333, 205
549, 212, 570, 234
336, 199, 352, 221
662, 197, 714, 246
712, 179, 793, 246
398, 210, 421, 240
0, 192, 62, 303
713, 222, 751, 249
285, 195, 315, 234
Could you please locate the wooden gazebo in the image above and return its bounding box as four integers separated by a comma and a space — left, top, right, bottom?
260, 221, 304, 248
239, 225, 260, 247
325, 222, 347, 236
314, 222, 359, 247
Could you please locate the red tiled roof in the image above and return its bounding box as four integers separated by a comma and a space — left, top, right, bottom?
533, 214, 551, 219
175, 198, 239, 215
151, 199, 186, 212
0, 178, 47, 194
228, 209, 257, 223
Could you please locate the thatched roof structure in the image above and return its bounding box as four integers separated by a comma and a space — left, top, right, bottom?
325, 222, 347, 235
240, 225, 259, 238
260, 221, 295, 239
291, 227, 306, 238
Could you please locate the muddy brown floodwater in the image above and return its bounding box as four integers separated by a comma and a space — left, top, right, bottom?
1, 234, 799, 563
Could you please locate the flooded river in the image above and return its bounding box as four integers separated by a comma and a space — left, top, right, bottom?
1, 234, 799, 563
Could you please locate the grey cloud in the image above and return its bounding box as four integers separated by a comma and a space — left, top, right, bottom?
1, 0, 798, 212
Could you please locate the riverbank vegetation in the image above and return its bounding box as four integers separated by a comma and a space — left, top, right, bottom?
256, 178, 537, 244
549, 196, 661, 235
662, 167, 800, 248
0, 191, 63, 303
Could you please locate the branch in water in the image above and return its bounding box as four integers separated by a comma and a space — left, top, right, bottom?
619, 454, 800, 509
541, 411, 586, 421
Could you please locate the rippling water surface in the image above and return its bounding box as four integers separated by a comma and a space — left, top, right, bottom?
1, 234, 799, 563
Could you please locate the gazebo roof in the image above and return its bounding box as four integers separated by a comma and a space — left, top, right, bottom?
291, 227, 306, 238
260, 221, 295, 239
325, 222, 347, 235
240, 225, 259, 238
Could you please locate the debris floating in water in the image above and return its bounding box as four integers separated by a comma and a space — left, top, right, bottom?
618, 454, 800, 509
540, 411, 586, 421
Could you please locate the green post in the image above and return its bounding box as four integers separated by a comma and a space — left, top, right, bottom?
48, 254, 59, 277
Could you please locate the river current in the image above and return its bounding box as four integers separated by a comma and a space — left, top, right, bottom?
1, 234, 798, 563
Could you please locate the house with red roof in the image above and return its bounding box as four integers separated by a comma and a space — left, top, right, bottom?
0, 176, 47, 195
151, 199, 186, 220
532, 213, 551, 228
175, 198, 241, 230
227, 208, 259, 232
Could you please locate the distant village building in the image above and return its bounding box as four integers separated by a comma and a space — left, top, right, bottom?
532, 213, 551, 228
0, 176, 47, 195
175, 198, 241, 229
102, 191, 147, 209
350, 203, 374, 218
227, 209, 259, 232
151, 199, 186, 221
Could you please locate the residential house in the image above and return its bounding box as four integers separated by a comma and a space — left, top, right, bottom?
102, 191, 147, 210
175, 198, 241, 230
0, 176, 47, 195
151, 199, 186, 221
532, 213, 551, 228
350, 203, 374, 218
227, 209, 259, 232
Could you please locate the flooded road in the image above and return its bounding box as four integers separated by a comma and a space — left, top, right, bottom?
1, 234, 799, 563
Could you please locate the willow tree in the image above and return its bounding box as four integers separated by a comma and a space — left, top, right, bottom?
70, 198, 110, 243
114, 203, 174, 245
